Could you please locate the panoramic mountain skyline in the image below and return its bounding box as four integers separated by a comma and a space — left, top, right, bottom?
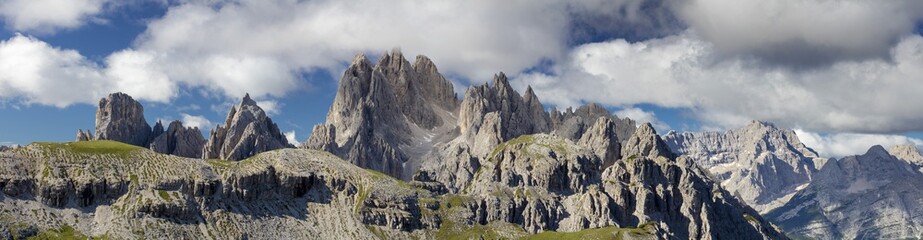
1, 0, 923, 159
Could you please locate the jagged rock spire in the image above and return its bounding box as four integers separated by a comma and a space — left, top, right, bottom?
150, 120, 206, 158
203, 93, 292, 160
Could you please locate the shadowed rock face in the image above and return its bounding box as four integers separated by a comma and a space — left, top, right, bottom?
150, 121, 206, 158
203, 94, 292, 161
94, 93, 152, 147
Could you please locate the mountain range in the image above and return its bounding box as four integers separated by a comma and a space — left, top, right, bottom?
0, 50, 920, 239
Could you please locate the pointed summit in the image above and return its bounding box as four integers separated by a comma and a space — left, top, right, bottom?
864, 145, 890, 158
203, 96, 292, 160
241, 93, 257, 107
491, 72, 513, 93
621, 123, 675, 159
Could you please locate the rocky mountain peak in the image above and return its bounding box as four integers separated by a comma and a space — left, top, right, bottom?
75, 129, 93, 141
622, 123, 675, 159
150, 120, 206, 158
306, 51, 461, 178
663, 121, 822, 212
490, 72, 516, 97
576, 117, 622, 167
94, 92, 153, 147
864, 145, 890, 158
412, 55, 436, 72
768, 144, 923, 239
549, 103, 635, 144
889, 144, 923, 167
203, 94, 292, 160
240, 93, 257, 107
744, 120, 776, 130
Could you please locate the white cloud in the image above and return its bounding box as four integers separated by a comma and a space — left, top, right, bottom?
105, 50, 176, 102
181, 113, 213, 131
131, 0, 575, 87
795, 129, 923, 159
0, 0, 110, 33
671, 0, 923, 65
284, 130, 299, 146
0, 34, 108, 107
519, 33, 923, 133
614, 107, 671, 132
0, 35, 182, 107
255, 100, 280, 116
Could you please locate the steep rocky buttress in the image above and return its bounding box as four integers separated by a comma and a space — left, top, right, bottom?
94, 93, 153, 147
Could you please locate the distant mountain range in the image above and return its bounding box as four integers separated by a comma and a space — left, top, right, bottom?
0, 50, 920, 239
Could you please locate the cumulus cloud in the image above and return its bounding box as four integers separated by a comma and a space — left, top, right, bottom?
0, 0, 110, 33
255, 100, 280, 116
181, 113, 213, 131
0, 34, 180, 107
284, 130, 300, 146
0, 34, 108, 107
615, 107, 671, 132
2, 1, 652, 108
795, 129, 923, 158
520, 33, 923, 133
671, 0, 923, 66
129, 0, 576, 86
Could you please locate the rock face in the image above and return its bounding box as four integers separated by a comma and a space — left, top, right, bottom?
766, 145, 923, 240
890, 144, 923, 171
203, 94, 292, 160
305, 51, 460, 178
551, 103, 635, 143
76, 129, 93, 141
150, 120, 206, 158
457, 74, 551, 150
0, 142, 439, 239
94, 93, 152, 147
663, 120, 823, 212
77, 92, 218, 159
451, 125, 785, 238
307, 51, 637, 181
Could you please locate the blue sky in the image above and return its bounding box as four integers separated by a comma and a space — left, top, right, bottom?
1, 0, 922, 158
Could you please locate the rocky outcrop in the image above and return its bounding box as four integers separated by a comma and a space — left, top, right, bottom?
203, 94, 292, 161
150, 120, 206, 158
76, 129, 93, 141
663, 120, 823, 212
457, 73, 551, 147
889, 144, 923, 170
94, 92, 152, 147
577, 117, 622, 168
450, 126, 785, 238
550, 103, 636, 144
766, 145, 923, 239
305, 51, 459, 178
0, 142, 434, 239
